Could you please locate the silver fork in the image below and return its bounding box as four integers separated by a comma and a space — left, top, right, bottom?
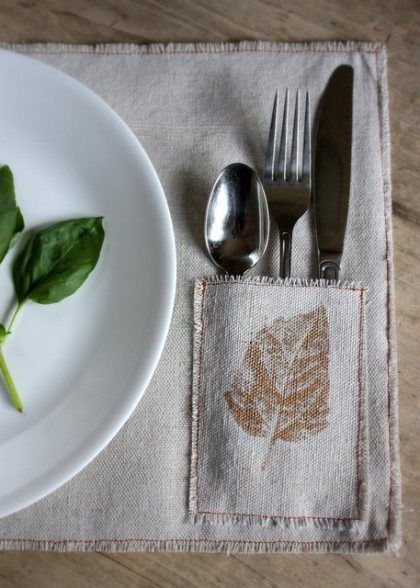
263, 90, 311, 278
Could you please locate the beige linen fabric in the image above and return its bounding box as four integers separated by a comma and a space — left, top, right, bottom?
191, 278, 369, 529
0, 41, 400, 553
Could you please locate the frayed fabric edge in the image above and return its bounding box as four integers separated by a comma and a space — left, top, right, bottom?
356, 296, 371, 522
0, 40, 384, 56
198, 274, 365, 290
189, 280, 207, 514
193, 512, 363, 531
0, 537, 389, 554
375, 46, 402, 555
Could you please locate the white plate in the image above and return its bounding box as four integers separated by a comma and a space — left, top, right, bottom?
0, 50, 176, 517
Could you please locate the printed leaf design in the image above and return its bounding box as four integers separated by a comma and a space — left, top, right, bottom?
225, 306, 329, 468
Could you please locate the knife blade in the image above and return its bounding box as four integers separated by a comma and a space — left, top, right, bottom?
314, 65, 354, 280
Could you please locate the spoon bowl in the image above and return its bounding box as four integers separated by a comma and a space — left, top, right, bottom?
205, 163, 270, 275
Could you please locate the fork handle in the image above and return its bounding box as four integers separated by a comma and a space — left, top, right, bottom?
279, 231, 292, 278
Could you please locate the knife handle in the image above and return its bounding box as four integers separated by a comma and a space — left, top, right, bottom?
319, 255, 341, 281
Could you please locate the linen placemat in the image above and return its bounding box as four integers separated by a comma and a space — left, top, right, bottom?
0, 41, 400, 554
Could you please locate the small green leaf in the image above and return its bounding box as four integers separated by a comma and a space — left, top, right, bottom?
0, 165, 15, 210
13, 217, 105, 305
10, 207, 24, 249
0, 166, 25, 262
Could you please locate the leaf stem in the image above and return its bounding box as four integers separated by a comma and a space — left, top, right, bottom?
0, 301, 25, 411
7, 302, 24, 334
0, 346, 23, 412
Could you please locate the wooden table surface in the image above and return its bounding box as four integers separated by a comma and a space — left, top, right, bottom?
0, 1, 418, 586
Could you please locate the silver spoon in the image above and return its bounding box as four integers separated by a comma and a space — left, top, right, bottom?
205, 163, 270, 275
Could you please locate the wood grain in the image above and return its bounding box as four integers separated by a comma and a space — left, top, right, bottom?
0, 0, 418, 586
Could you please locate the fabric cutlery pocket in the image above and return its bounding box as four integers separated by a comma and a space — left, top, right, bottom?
190, 276, 369, 529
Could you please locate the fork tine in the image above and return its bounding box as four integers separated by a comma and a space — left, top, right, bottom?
278, 90, 289, 181
265, 91, 278, 180
302, 90, 311, 180
289, 90, 300, 180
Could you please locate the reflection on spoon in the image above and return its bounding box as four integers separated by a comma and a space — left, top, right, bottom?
205, 163, 270, 275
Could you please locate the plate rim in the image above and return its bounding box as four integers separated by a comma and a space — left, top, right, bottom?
0, 48, 176, 517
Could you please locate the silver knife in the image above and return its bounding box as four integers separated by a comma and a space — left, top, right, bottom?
314, 65, 354, 280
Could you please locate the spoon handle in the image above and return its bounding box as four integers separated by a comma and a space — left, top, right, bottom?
279, 231, 292, 278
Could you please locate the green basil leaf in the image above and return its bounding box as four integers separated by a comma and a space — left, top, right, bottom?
0, 166, 25, 262
13, 217, 105, 304
10, 207, 24, 249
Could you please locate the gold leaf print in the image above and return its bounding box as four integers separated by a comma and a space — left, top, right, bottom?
225, 306, 329, 468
